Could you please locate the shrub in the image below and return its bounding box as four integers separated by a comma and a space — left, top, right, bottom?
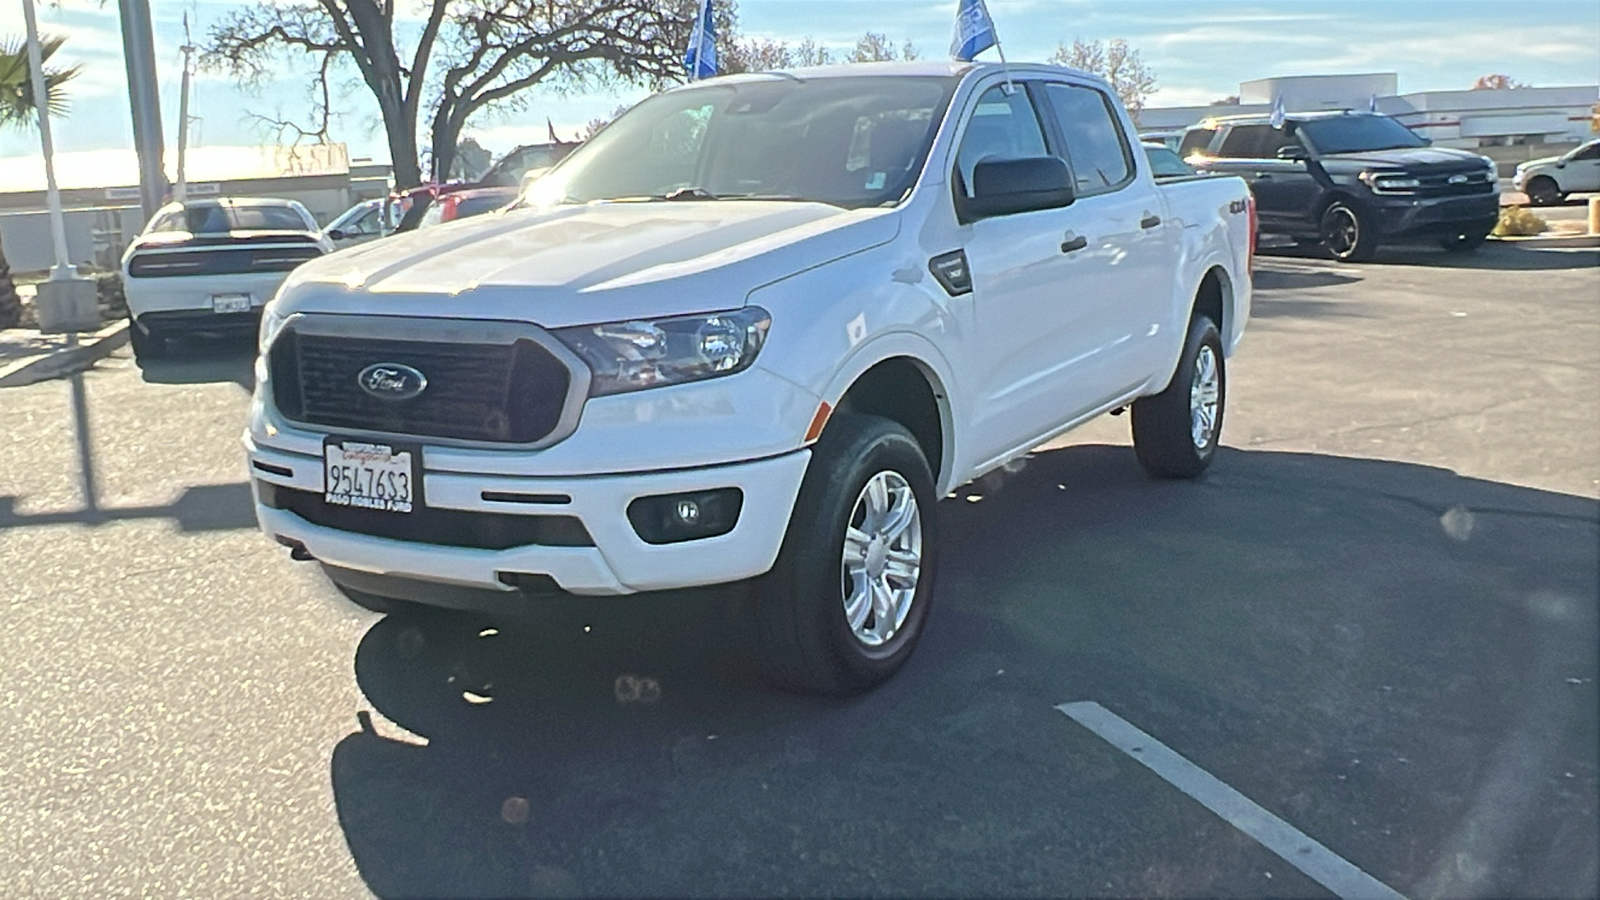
1493, 206, 1547, 237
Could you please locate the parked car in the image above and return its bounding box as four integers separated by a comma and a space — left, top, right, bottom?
416, 187, 515, 228
1512, 138, 1600, 206
324, 199, 386, 249
122, 198, 333, 362
1144, 142, 1197, 179
392, 141, 582, 232
1138, 129, 1183, 152
248, 62, 1255, 695
1181, 111, 1498, 261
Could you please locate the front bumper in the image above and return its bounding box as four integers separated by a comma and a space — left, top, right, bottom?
247, 431, 811, 604
1371, 193, 1499, 237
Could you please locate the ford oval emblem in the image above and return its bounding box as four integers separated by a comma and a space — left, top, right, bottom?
1448, 174, 1468, 184
358, 363, 428, 401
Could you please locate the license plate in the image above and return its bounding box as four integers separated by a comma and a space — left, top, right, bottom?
324, 439, 418, 513
212, 293, 252, 314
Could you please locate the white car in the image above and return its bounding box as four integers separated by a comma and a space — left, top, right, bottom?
122, 198, 333, 361
1512, 138, 1600, 206
323, 199, 386, 249
247, 62, 1255, 694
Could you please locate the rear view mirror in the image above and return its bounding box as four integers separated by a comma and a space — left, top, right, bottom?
1276, 145, 1308, 161
964, 156, 1076, 222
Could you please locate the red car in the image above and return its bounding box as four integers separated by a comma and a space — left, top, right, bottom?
391, 141, 580, 232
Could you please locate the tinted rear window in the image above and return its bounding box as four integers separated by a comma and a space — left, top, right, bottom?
1218, 125, 1300, 159
152, 205, 312, 234
1178, 127, 1218, 157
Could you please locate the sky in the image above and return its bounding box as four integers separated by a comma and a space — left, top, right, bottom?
2, 0, 1597, 182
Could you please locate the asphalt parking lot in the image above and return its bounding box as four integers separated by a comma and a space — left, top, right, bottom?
1, 241, 1596, 898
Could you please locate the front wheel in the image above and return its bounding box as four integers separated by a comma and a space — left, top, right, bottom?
1131, 315, 1226, 479
1320, 200, 1378, 262
751, 414, 939, 695
1524, 176, 1563, 207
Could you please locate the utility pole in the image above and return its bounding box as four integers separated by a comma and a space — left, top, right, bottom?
174, 14, 194, 203
118, 0, 167, 225
20, 0, 72, 281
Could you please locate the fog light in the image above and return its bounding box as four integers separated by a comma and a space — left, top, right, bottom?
628, 489, 742, 545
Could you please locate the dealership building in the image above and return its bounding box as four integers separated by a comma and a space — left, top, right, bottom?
1139, 73, 1598, 171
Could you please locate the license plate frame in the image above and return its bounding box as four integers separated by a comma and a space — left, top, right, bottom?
211, 293, 252, 314
322, 437, 423, 514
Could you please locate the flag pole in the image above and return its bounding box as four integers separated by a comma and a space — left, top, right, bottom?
994, 38, 1015, 95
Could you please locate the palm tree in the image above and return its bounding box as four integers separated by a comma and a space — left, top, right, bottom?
0, 35, 78, 330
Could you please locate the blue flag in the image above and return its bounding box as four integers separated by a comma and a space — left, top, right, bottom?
1269, 95, 1286, 128
950, 0, 998, 62
685, 0, 717, 81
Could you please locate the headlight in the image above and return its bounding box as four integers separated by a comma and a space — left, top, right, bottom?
554, 307, 771, 396
258, 304, 288, 352
1361, 171, 1420, 193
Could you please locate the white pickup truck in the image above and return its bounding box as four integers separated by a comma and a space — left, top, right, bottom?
247, 62, 1254, 694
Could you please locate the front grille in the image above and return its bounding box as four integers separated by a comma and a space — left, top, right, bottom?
128, 246, 323, 278
270, 330, 574, 445
259, 482, 593, 550
1414, 170, 1495, 198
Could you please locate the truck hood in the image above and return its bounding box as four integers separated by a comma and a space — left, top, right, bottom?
1321, 146, 1488, 173
277, 200, 898, 328
1515, 154, 1563, 171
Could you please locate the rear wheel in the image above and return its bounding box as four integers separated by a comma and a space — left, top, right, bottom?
1525, 176, 1563, 207
127, 318, 168, 363
751, 413, 938, 695
1132, 315, 1226, 479
1320, 200, 1378, 262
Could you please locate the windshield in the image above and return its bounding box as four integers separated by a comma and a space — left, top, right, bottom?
522, 75, 958, 210
1296, 115, 1427, 155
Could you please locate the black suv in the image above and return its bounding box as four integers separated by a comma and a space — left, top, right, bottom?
1180, 112, 1498, 261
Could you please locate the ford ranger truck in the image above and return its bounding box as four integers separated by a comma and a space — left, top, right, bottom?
247, 62, 1255, 695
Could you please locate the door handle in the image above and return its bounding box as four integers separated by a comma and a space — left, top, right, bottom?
1254, 173, 1274, 180
1061, 235, 1088, 254
1140, 214, 1162, 229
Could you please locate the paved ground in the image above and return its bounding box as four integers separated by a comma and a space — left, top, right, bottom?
1, 241, 1596, 898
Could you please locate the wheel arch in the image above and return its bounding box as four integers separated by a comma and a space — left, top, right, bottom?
818, 341, 956, 492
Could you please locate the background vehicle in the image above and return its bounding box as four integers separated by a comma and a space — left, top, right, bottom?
415, 187, 514, 228
324, 199, 386, 249
1138, 129, 1183, 151
248, 62, 1254, 696
392, 141, 582, 232
1144, 142, 1197, 179
1182, 111, 1498, 261
1513, 138, 1600, 205
122, 198, 332, 362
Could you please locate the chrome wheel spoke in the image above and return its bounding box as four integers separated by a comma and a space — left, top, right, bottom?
839, 470, 923, 648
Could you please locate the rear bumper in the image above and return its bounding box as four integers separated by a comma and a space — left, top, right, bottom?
246, 432, 811, 605
1371, 193, 1499, 237
135, 307, 263, 338
123, 271, 292, 318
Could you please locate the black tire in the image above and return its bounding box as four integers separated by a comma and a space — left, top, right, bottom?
1439, 230, 1489, 253
1320, 200, 1379, 262
1131, 315, 1226, 479
751, 413, 939, 695
1525, 176, 1562, 207
128, 318, 168, 363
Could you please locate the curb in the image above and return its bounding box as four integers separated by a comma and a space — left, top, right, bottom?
1489, 234, 1600, 249
0, 320, 131, 388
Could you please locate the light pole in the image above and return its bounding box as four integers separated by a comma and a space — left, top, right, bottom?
118, 0, 167, 226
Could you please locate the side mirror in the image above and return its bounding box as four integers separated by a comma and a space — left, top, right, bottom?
1276, 145, 1308, 161
964, 156, 1076, 222
1556, 161, 1567, 168
326, 229, 347, 241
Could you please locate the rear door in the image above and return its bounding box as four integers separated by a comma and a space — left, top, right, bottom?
1038, 80, 1177, 400
1216, 124, 1320, 233
1561, 141, 1600, 192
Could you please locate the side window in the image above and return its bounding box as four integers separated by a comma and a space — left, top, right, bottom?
1571, 142, 1600, 162
350, 208, 380, 235
1178, 127, 1218, 158
1218, 125, 1271, 158
954, 85, 1050, 199
1042, 83, 1134, 194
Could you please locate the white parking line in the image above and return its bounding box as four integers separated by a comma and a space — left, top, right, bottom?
1056, 701, 1408, 900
